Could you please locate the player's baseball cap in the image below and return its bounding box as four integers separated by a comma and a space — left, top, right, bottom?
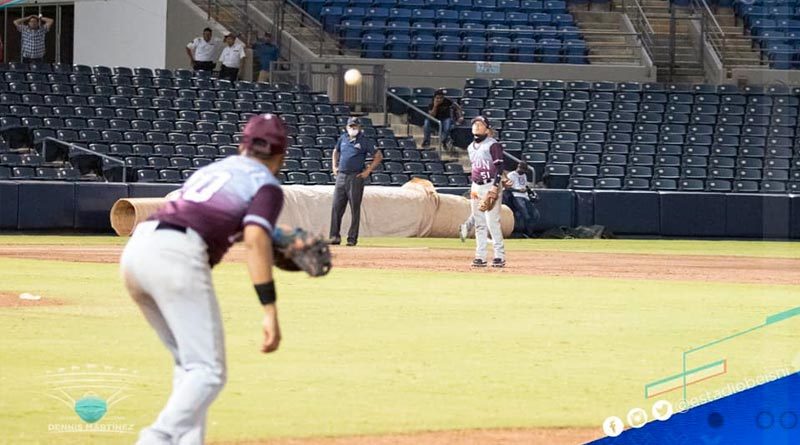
242, 113, 288, 155
471, 116, 492, 129
346, 117, 361, 127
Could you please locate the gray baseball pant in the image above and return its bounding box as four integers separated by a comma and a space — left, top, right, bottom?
470, 182, 505, 261
120, 220, 226, 445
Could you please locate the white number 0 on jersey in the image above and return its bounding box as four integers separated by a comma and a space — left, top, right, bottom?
182, 171, 232, 203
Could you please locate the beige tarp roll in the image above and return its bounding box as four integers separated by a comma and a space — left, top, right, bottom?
110, 180, 514, 237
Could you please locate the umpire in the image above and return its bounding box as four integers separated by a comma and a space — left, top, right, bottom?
329, 117, 383, 246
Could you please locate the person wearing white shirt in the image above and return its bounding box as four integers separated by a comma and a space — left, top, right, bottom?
186, 28, 222, 72
218, 34, 246, 82
506, 161, 539, 237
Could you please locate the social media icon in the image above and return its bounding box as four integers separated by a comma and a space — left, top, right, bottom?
627, 407, 648, 428
652, 400, 673, 421
603, 416, 624, 437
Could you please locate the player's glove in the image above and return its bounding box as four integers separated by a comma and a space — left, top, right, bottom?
272, 227, 332, 277
478, 186, 499, 212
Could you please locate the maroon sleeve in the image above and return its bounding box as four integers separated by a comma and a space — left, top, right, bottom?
243, 184, 284, 233
490, 142, 504, 183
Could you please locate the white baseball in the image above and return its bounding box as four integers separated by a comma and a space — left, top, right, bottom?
344, 69, 362, 86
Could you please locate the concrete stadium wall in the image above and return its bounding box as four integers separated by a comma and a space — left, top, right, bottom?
74, 0, 168, 68
73, 0, 230, 71
1, 181, 798, 238
164, 0, 230, 71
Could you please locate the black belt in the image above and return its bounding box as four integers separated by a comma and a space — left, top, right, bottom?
155, 221, 187, 233
473, 179, 492, 185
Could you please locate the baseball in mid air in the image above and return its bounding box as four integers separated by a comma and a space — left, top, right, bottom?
344, 69, 362, 86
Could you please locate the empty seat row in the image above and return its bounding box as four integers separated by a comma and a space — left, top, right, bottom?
360, 34, 587, 62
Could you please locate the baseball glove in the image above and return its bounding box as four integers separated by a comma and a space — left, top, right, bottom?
272, 227, 332, 277
478, 186, 499, 212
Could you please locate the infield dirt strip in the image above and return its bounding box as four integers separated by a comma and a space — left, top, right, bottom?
0, 244, 798, 284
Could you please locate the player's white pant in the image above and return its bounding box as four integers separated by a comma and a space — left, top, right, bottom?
120, 220, 226, 445
470, 182, 505, 261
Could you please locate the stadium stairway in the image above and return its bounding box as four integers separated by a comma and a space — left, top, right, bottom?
711, 6, 766, 69
612, 0, 762, 81
628, 0, 706, 82
570, 9, 644, 65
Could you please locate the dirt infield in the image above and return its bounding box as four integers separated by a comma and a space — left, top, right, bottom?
217, 427, 599, 445
0, 292, 62, 308
0, 244, 798, 285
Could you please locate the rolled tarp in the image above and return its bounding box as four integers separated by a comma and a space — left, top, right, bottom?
110, 180, 514, 237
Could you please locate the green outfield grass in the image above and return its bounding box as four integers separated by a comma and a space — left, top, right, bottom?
0, 237, 798, 444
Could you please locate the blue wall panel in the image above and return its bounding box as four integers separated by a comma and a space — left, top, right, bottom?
725, 194, 791, 239
594, 191, 660, 235
659, 192, 727, 237
17, 182, 75, 230
127, 183, 182, 198
532, 189, 575, 231
574, 191, 595, 227
0, 182, 18, 229
74, 183, 129, 231
791, 195, 800, 239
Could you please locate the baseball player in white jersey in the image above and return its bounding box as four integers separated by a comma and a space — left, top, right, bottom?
467, 116, 506, 267
120, 114, 288, 445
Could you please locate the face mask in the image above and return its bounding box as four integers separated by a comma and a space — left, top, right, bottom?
473, 133, 487, 143
347, 127, 359, 137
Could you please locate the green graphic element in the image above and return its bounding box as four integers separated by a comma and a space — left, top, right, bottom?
644, 359, 726, 398
74, 395, 107, 423
643, 306, 800, 401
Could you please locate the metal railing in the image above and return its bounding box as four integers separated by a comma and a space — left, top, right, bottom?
503, 151, 537, 185
384, 90, 446, 152
619, 0, 657, 61
280, 0, 342, 57
42, 137, 127, 183
690, 0, 729, 72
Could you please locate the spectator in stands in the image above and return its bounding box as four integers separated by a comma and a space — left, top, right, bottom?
329, 117, 384, 246
14, 14, 53, 64
422, 89, 462, 150
251, 32, 279, 83
186, 27, 221, 72
506, 161, 539, 237
218, 33, 246, 82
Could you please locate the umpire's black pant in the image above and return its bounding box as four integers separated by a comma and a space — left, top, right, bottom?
219, 65, 239, 82
193, 60, 215, 72
329, 172, 365, 243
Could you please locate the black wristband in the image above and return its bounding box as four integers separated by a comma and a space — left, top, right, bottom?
255, 281, 276, 305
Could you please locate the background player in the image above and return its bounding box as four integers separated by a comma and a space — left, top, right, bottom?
467, 116, 505, 268
120, 114, 288, 445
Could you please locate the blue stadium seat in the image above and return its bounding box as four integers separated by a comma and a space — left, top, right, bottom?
463, 37, 487, 60
437, 36, 462, 60
387, 35, 412, 59
412, 34, 437, 59
362, 33, 386, 58
489, 37, 513, 61
539, 38, 561, 63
